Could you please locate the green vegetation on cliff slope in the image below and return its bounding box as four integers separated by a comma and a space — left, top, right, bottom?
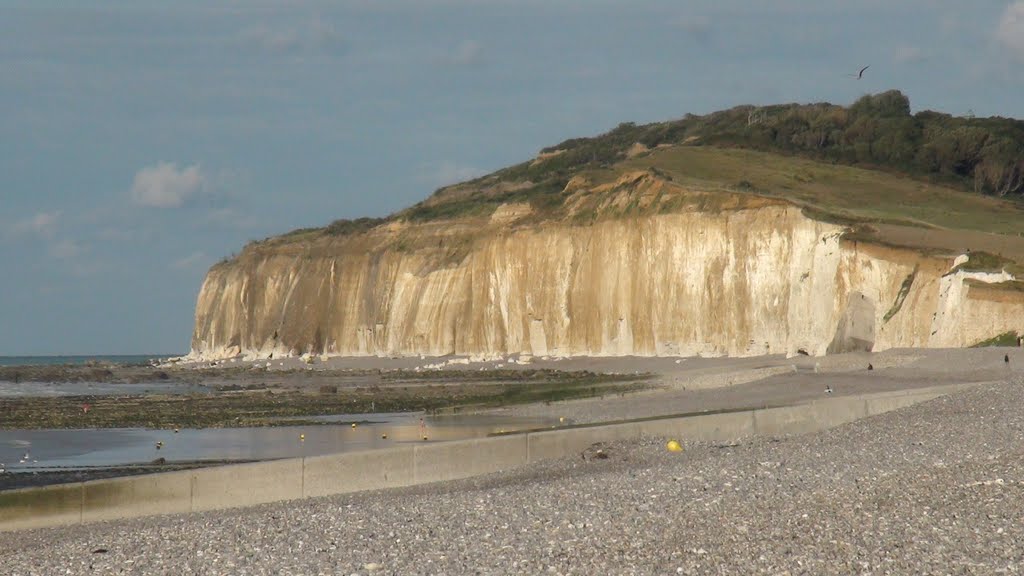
240, 91, 1023, 260
494, 90, 1024, 198
971, 331, 1021, 348
620, 146, 1024, 235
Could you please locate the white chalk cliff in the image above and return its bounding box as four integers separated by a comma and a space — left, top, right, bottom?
189, 172, 1024, 360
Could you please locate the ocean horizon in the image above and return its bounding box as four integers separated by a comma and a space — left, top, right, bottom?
0, 355, 183, 367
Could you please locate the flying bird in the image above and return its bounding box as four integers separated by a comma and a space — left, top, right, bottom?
848, 65, 870, 79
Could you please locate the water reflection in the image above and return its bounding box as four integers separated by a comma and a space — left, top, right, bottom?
0, 412, 565, 473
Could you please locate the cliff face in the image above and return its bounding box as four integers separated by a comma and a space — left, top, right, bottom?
190, 176, 1024, 360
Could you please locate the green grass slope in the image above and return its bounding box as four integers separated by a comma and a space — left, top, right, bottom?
240, 91, 1024, 267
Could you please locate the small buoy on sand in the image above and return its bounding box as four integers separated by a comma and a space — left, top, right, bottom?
299, 434, 305, 441
381, 433, 388, 439
666, 440, 683, 452
559, 417, 565, 423
352, 423, 357, 429
422, 435, 429, 441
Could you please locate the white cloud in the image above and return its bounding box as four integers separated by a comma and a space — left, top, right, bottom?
308, 17, 343, 48
203, 208, 260, 230
996, 2, 1024, 61
894, 44, 925, 64
49, 239, 83, 260
452, 40, 483, 65
5, 211, 90, 265
421, 162, 487, 187
673, 15, 713, 43
10, 211, 60, 238
240, 17, 346, 54
171, 251, 208, 270
940, 13, 960, 35
242, 25, 302, 52
130, 162, 206, 208
97, 227, 134, 241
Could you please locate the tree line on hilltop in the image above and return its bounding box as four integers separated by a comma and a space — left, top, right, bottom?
532, 90, 1024, 199
315, 90, 1023, 235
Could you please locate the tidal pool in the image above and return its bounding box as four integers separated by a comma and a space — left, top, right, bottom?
0, 412, 565, 473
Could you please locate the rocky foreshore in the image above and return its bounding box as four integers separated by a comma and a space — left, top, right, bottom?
3, 376, 1022, 574
0, 360, 650, 430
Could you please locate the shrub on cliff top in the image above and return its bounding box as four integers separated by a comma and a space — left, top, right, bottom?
324, 217, 386, 236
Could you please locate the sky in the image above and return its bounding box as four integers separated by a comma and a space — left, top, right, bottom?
2, 0, 1024, 356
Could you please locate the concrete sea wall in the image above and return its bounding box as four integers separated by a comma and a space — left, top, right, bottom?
0, 383, 972, 532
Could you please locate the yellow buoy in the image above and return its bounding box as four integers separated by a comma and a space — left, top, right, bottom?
381, 433, 388, 439
299, 434, 305, 441
351, 423, 357, 428
422, 435, 428, 441
666, 440, 683, 452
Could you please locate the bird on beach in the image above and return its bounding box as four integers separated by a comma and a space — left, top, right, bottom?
848, 65, 869, 79
825, 385, 833, 395
1005, 354, 1010, 364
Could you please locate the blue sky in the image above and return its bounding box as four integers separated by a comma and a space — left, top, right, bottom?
2, 1, 1024, 355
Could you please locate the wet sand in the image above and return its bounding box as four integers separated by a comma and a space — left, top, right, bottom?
0, 460, 245, 491
0, 369, 647, 429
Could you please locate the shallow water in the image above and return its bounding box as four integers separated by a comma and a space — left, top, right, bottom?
0, 412, 565, 473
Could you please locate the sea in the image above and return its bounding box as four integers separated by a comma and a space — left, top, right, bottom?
0, 355, 181, 367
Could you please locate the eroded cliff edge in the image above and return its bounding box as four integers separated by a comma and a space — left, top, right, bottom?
189, 172, 1024, 360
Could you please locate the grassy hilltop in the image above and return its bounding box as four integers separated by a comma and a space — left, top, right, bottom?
241, 91, 1024, 267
